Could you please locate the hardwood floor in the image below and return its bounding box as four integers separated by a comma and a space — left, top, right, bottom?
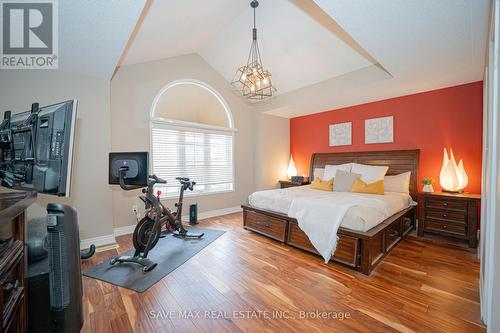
81, 213, 485, 333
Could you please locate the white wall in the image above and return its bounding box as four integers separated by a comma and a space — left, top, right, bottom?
481, 1, 500, 331
154, 83, 229, 127
0, 54, 290, 244
0, 70, 114, 240
111, 54, 253, 227
486, 0, 500, 328
255, 113, 290, 190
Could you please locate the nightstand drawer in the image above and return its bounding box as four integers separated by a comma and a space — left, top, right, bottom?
425, 219, 466, 237
426, 209, 467, 224
425, 198, 467, 212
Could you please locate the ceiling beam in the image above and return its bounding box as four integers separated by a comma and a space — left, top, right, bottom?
288, 0, 392, 76
111, 0, 153, 80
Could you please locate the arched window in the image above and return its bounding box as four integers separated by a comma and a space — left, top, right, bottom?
150, 79, 235, 197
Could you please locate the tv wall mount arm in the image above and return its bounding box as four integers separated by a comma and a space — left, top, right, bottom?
0, 103, 40, 187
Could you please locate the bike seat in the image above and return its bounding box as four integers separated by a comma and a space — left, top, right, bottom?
176, 177, 190, 182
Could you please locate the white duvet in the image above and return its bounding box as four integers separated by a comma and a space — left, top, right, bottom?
248, 186, 415, 263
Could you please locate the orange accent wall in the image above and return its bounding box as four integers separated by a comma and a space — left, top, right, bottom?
290, 81, 483, 194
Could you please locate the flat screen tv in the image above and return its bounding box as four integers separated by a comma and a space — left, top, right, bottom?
0, 100, 77, 196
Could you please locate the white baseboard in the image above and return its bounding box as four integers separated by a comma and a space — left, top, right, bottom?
114, 224, 136, 237
80, 234, 116, 250
187, 205, 242, 221
112, 206, 242, 237
80, 207, 242, 249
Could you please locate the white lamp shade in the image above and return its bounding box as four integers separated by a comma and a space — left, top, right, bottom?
287, 155, 297, 179
439, 148, 468, 192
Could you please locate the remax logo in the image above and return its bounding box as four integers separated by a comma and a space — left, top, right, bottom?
1, 0, 58, 69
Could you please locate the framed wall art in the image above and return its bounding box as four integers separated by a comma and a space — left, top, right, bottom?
365, 116, 394, 144
329, 122, 352, 146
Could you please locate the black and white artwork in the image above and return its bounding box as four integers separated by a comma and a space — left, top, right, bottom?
365, 116, 394, 144
329, 122, 352, 146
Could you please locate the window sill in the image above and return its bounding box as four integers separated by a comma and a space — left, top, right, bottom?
160, 189, 235, 200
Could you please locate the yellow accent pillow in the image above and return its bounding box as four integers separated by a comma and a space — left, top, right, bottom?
310, 177, 334, 191
351, 178, 384, 195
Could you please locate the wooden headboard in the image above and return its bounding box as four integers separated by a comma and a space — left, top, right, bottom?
310, 149, 420, 198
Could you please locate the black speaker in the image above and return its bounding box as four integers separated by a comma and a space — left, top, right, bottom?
28, 258, 51, 333
189, 204, 198, 224
28, 204, 84, 333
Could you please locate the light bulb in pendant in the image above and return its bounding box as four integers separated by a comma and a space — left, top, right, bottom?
250, 84, 255, 92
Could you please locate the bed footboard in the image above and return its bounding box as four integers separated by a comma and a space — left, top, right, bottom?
242, 204, 416, 275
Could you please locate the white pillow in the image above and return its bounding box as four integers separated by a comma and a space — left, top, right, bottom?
384, 172, 411, 193
323, 163, 353, 180
313, 168, 325, 180
351, 163, 389, 183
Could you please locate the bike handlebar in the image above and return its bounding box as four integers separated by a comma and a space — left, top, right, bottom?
175, 177, 196, 191
118, 167, 143, 191
188, 181, 196, 191
149, 174, 167, 184
147, 175, 195, 190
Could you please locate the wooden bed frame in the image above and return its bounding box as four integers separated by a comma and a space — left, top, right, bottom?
242, 149, 420, 275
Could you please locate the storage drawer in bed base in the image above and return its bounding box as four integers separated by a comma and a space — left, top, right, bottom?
241, 205, 416, 275
287, 222, 360, 268
243, 209, 288, 242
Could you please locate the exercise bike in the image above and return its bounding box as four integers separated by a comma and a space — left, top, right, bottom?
110, 167, 204, 272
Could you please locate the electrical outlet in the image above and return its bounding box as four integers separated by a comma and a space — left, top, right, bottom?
132, 205, 140, 221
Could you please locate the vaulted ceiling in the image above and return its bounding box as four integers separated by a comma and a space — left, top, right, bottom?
58, 0, 146, 80
118, 0, 489, 117
256, 0, 490, 117
122, 0, 376, 95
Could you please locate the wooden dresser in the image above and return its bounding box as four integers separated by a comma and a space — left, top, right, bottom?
0, 191, 36, 333
417, 191, 480, 248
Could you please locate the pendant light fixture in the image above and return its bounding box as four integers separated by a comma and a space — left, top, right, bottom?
232, 0, 276, 101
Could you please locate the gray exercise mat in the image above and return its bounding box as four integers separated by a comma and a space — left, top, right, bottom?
83, 227, 224, 292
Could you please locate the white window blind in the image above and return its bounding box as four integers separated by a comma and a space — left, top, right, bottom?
151, 124, 234, 197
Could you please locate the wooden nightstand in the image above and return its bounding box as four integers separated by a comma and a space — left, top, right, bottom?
279, 180, 310, 189
417, 191, 480, 248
